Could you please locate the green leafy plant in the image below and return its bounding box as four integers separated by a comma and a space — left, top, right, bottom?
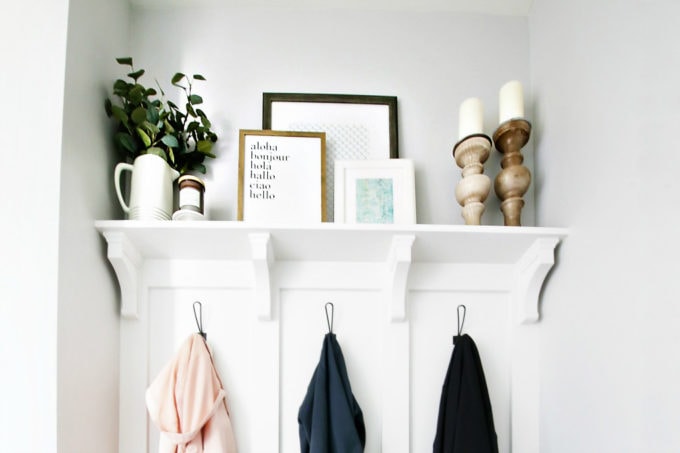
104, 57, 218, 174
163, 72, 218, 174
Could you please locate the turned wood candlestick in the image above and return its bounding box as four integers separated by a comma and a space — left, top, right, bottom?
452, 134, 492, 225
493, 118, 532, 226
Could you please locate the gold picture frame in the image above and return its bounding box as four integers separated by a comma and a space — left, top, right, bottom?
238, 129, 326, 222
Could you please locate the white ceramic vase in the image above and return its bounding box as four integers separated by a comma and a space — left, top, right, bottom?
114, 154, 180, 220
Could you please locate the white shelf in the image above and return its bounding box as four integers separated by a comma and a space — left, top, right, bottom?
95, 220, 567, 263
96, 220, 566, 323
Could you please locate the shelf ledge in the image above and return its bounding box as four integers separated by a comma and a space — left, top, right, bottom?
95, 221, 567, 321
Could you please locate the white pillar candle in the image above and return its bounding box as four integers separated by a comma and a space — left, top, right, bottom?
499, 80, 524, 123
458, 97, 484, 140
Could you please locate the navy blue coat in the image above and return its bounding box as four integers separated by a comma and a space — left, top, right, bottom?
433, 333, 499, 453
298, 333, 365, 453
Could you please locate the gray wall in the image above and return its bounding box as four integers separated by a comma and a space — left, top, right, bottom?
131, 6, 533, 226
530, 0, 680, 451
57, 0, 130, 450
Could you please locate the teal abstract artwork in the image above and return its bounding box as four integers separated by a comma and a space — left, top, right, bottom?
355, 178, 394, 223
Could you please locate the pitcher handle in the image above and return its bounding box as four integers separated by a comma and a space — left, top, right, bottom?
114, 162, 134, 214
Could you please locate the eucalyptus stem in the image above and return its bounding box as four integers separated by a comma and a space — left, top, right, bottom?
106, 58, 218, 174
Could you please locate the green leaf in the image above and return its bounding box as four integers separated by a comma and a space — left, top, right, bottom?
171, 73, 185, 85
167, 100, 179, 110
146, 147, 167, 161
186, 103, 196, 117
163, 119, 175, 134
188, 94, 203, 105
113, 79, 129, 95
142, 120, 160, 135
136, 127, 152, 147
197, 140, 213, 154
114, 132, 136, 153
145, 88, 157, 96
193, 74, 206, 81
184, 162, 206, 174
146, 107, 159, 124
167, 147, 175, 165
161, 135, 179, 148
128, 85, 144, 103
128, 69, 145, 81
111, 105, 128, 123
187, 121, 199, 133
116, 57, 133, 66
131, 107, 147, 125
200, 115, 211, 128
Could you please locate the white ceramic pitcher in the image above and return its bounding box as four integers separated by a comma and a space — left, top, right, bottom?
114, 154, 180, 220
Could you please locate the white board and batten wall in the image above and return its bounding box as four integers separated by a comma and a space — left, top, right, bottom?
97, 221, 565, 453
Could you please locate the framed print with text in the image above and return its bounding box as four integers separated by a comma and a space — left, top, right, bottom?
238, 129, 326, 223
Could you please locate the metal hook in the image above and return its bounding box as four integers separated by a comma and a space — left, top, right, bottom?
193, 301, 207, 340
325, 302, 334, 333
457, 304, 466, 336
453, 304, 466, 344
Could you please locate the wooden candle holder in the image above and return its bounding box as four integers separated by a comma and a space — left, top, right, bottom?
493, 118, 532, 226
452, 134, 492, 225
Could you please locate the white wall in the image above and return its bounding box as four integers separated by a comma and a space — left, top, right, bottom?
0, 0, 130, 451
0, 1, 69, 451
530, 0, 680, 451
130, 6, 534, 226
57, 0, 130, 451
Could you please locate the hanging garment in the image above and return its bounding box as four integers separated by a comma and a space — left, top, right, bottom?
433, 333, 498, 453
146, 333, 237, 453
298, 333, 366, 453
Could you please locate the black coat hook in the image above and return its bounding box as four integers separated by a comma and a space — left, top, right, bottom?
453, 304, 466, 344
325, 302, 334, 334
193, 301, 207, 340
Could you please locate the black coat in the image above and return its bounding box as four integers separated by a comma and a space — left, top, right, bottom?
433, 333, 499, 453
298, 333, 366, 453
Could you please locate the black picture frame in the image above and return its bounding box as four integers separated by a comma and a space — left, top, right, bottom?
262, 93, 399, 221
263, 93, 398, 157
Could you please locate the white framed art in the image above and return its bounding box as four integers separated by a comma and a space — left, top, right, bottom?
334, 159, 416, 224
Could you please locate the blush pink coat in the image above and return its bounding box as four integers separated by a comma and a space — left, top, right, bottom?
146, 333, 238, 453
